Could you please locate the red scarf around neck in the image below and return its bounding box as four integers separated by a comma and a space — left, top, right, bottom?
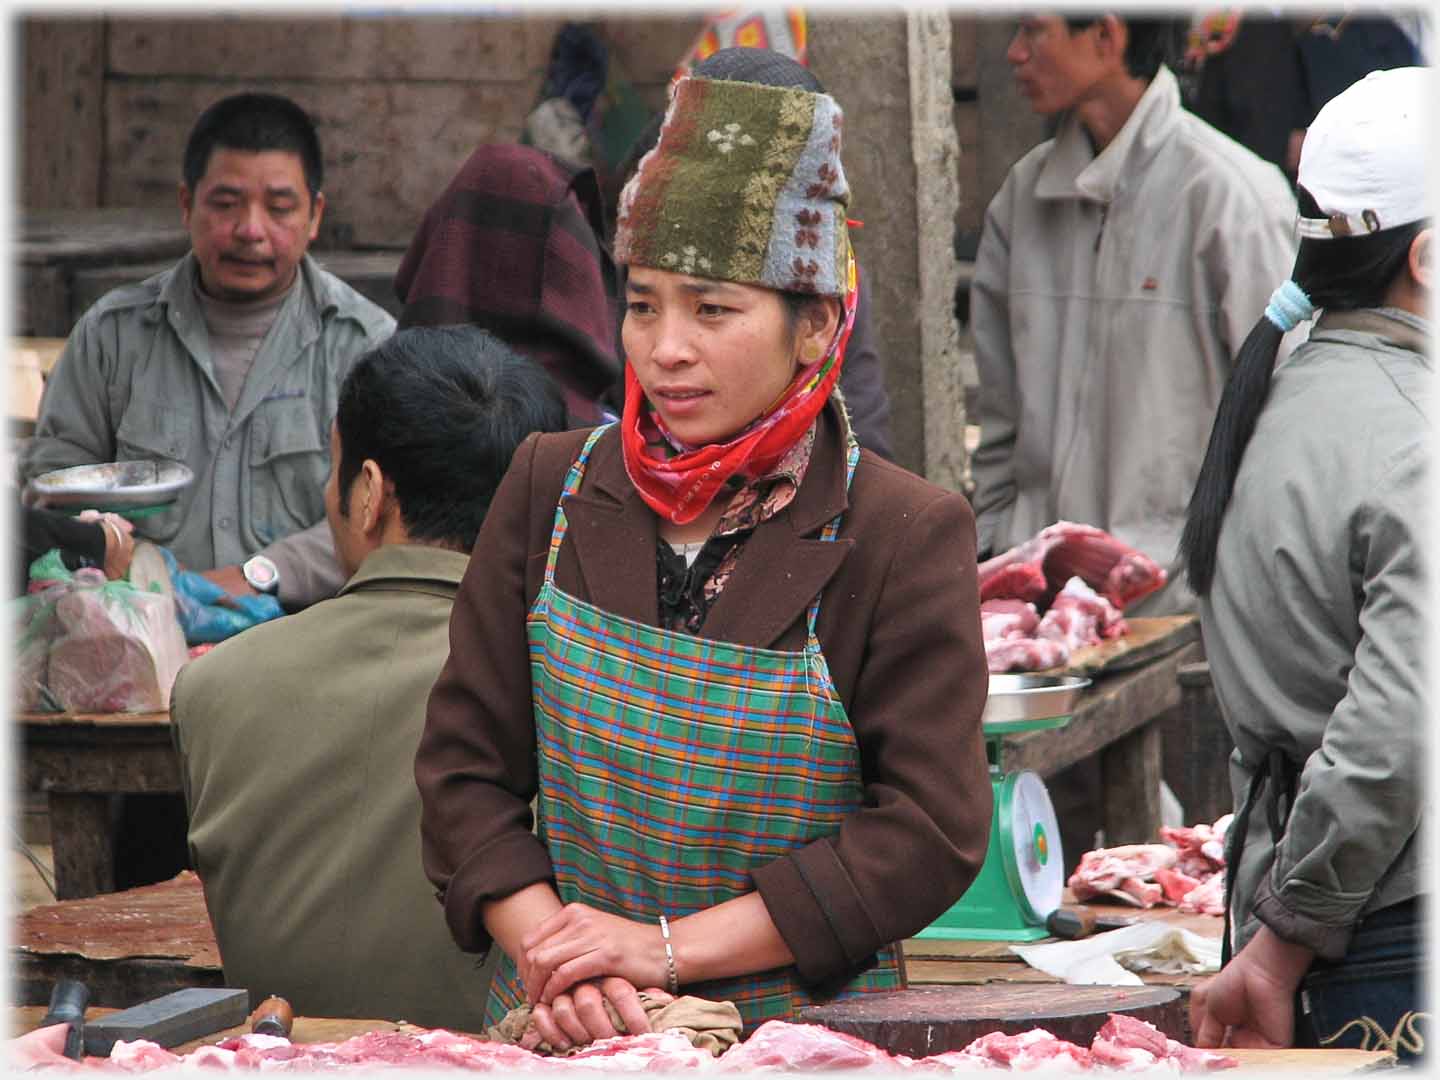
621, 254, 860, 525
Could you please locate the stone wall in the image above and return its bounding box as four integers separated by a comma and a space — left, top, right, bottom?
21, 15, 703, 248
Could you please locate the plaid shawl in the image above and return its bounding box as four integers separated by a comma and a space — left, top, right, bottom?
395, 144, 622, 422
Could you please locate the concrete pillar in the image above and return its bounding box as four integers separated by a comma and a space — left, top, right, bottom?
810, 12, 966, 490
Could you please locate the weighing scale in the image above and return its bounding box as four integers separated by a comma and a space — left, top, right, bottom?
915, 673, 1090, 941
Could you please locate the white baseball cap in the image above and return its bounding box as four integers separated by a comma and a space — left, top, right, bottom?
1296, 67, 1431, 240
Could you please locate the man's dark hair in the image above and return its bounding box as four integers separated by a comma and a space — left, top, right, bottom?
335, 325, 567, 552
1065, 14, 1184, 82
183, 92, 324, 199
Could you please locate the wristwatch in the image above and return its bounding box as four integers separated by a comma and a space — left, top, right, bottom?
241, 554, 281, 595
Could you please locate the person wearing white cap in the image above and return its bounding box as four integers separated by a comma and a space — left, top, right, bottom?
1182, 67, 1430, 1058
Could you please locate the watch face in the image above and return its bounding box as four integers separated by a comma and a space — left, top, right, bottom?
245, 557, 279, 591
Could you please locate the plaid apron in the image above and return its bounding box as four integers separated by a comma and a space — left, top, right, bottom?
486, 424, 900, 1032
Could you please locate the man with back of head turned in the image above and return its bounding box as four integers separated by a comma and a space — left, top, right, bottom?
171, 325, 567, 1028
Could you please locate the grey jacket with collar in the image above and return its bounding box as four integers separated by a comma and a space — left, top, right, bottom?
970, 66, 1298, 613
1202, 308, 1430, 958
24, 252, 394, 607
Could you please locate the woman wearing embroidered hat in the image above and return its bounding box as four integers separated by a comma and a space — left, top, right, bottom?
1182, 67, 1430, 1059
415, 74, 990, 1046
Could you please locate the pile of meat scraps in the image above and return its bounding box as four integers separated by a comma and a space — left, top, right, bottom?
1068, 815, 1232, 916
979, 523, 1166, 673
31, 1014, 1236, 1073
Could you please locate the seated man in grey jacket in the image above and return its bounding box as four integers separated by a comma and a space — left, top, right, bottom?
23, 91, 394, 611
172, 326, 566, 1028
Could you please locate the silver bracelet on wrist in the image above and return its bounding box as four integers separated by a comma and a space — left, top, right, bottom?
658, 913, 679, 995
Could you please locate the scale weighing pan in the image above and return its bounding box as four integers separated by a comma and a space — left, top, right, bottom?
31, 459, 193, 513
983, 673, 1090, 733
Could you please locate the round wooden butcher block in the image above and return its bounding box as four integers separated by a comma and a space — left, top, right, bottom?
796, 984, 1183, 1058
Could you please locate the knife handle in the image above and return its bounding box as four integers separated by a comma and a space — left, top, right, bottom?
38, 979, 88, 1060
1045, 907, 1098, 940
247, 996, 294, 1038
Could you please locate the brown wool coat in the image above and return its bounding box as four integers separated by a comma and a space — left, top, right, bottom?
415, 400, 992, 986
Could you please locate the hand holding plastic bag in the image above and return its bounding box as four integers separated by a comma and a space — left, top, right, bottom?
153, 547, 284, 645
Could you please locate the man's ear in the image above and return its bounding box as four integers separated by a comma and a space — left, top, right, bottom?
1410, 228, 1432, 291
358, 458, 385, 534
1095, 14, 1129, 67
179, 183, 193, 228
307, 190, 326, 243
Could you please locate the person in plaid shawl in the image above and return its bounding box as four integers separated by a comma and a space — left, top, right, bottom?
417, 73, 991, 1048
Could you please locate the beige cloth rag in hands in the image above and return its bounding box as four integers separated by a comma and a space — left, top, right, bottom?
487, 990, 743, 1056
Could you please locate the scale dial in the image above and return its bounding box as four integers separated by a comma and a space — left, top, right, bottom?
996, 770, 1064, 922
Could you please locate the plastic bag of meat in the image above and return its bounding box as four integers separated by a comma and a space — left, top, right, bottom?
22, 563, 190, 714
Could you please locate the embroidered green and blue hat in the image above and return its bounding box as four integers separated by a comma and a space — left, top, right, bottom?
614, 75, 850, 298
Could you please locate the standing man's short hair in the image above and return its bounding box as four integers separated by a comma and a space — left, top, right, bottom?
183, 92, 324, 198
1064, 14, 1185, 81
335, 325, 567, 552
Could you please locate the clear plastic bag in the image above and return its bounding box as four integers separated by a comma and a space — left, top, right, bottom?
16, 552, 189, 714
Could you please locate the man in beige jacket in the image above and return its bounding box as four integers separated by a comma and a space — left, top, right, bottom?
970, 14, 1297, 616
172, 326, 565, 1028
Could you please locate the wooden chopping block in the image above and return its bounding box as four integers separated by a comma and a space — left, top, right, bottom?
797, 984, 1183, 1058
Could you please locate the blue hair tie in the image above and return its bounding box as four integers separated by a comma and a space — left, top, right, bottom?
1264, 280, 1314, 332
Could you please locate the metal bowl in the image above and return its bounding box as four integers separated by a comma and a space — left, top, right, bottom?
30, 459, 194, 509
982, 673, 1091, 733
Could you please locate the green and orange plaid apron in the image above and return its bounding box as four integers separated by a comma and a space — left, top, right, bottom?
486, 424, 900, 1032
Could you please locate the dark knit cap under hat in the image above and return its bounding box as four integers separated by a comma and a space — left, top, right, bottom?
614, 75, 850, 298
692, 46, 823, 92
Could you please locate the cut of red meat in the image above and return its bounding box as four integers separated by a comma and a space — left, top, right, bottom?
1067, 844, 1177, 907
960, 1027, 1095, 1070
1179, 872, 1227, 916
714, 1021, 899, 1071
986, 635, 1070, 674
1035, 578, 1128, 653
977, 522, 1166, 610
1094, 1013, 1239, 1072
1154, 866, 1202, 904
981, 598, 1041, 639
92, 1016, 1238, 1073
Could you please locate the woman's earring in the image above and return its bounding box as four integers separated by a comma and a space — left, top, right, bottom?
803, 341, 823, 363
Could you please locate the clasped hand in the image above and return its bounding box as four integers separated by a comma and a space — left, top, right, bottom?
515, 903, 676, 1051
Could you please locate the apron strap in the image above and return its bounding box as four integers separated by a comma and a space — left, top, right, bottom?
803, 436, 862, 644
1221, 746, 1297, 966
543, 424, 613, 588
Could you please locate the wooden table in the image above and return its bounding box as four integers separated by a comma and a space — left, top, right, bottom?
1007, 616, 1203, 845
20, 710, 181, 900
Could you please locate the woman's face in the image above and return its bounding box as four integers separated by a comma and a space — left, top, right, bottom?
623, 266, 834, 445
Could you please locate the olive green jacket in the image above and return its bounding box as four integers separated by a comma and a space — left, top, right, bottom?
23, 253, 394, 608
173, 544, 494, 1029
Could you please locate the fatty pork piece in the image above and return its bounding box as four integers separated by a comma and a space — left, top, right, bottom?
46, 570, 189, 713
1178, 870, 1227, 916
978, 521, 1167, 610
1160, 813, 1234, 877
983, 599, 1067, 674
1035, 578, 1128, 651
1067, 844, 1178, 908
1091, 1013, 1238, 1071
